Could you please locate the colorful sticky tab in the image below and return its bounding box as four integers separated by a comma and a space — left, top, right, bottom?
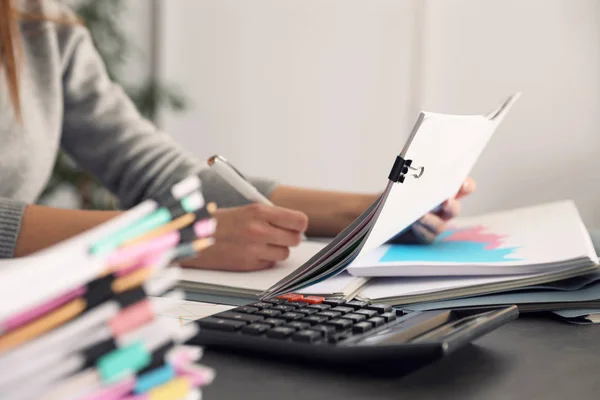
91, 208, 172, 256
97, 341, 151, 383
135, 364, 175, 394
149, 377, 191, 400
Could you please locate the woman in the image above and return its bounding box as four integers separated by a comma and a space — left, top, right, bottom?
0, 0, 474, 271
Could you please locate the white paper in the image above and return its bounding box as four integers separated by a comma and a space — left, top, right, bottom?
348, 200, 597, 277
356, 94, 520, 258
151, 296, 235, 326
298, 271, 359, 295
180, 240, 326, 291
358, 274, 534, 301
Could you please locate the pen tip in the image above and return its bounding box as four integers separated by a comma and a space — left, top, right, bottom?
207, 155, 218, 166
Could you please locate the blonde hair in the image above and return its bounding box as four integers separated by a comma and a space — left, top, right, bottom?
0, 0, 23, 122
0, 0, 81, 122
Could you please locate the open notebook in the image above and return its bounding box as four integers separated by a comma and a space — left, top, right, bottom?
178, 94, 522, 301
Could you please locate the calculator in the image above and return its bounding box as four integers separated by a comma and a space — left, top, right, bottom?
188, 294, 518, 372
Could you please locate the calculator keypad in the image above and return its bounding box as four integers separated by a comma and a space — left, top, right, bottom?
197, 294, 401, 345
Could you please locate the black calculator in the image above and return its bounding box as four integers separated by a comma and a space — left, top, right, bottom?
188, 293, 518, 372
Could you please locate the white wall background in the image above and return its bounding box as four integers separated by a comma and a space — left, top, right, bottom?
133, 1, 600, 227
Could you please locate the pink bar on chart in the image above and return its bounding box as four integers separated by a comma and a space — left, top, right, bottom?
1, 286, 86, 332
108, 232, 180, 266
193, 219, 217, 238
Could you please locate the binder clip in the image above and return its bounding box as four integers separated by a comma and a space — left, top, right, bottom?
388, 156, 424, 183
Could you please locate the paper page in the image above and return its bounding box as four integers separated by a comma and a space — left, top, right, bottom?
151, 296, 234, 327
348, 200, 596, 277
298, 271, 358, 295
180, 240, 326, 291
358, 274, 534, 300
552, 309, 600, 319
404, 279, 600, 311
356, 94, 520, 259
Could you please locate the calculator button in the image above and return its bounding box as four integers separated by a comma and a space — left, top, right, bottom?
301, 315, 330, 325
286, 321, 311, 331
263, 318, 286, 327
233, 306, 259, 314
380, 312, 397, 323
272, 305, 296, 313
368, 316, 385, 327
263, 298, 286, 305
266, 326, 296, 339
366, 304, 393, 314
328, 332, 351, 344
325, 318, 353, 332
296, 307, 319, 315
242, 323, 271, 336
284, 302, 305, 309
297, 296, 325, 304
255, 309, 282, 318
276, 293, 304, 301
341, 313, 367, 323
249, 302, 273, 309
214, 311, 264, 324
345, 300, 369, 310
292, 330, 323, 343
352, 321, 373, 334
322, 298, 346, 307
311, 324, 337, 336
331, 306, 354, 315
307, 304, 331, 312
280, 312, 304, 321
198, 317, 246, 332
315, 311, 342, 320
354, 309, 378, 318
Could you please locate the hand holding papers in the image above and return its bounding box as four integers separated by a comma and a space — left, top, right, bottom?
259, 93, 522, 298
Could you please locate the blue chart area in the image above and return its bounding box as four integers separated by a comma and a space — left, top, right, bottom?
380, 226, 522, 263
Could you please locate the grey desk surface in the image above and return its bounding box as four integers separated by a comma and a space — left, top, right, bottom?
201, 317, 600, 400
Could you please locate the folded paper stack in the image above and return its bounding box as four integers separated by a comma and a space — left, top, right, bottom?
0, 176, 216, 400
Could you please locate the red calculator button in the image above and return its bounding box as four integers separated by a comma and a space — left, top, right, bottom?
298, 296, 325, 304
276, 293, 304, 301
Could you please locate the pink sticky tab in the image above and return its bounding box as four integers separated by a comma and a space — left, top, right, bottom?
79, 376, 135, 400
2, 286, 86, 332
193, 219, 217, 238
108, 232, 180, 266
109, 300, 153, 337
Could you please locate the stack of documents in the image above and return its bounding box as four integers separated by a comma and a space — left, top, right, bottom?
173, 93, 600, 314
178, 93, 523, 302
0, 176, 216, 400
179, 200, 600, 313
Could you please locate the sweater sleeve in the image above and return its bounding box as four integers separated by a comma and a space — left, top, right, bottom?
58, 23, 277, 209
0, 198, 25, 258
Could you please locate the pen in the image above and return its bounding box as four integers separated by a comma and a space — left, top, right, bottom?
208, 154, 307, 240
208, 155, 275, 205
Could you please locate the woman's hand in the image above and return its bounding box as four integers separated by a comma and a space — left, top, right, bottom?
401, 177, 476, 244
182, 203, 308, 272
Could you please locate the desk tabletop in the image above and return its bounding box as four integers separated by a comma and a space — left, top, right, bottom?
201, 317, 600, 400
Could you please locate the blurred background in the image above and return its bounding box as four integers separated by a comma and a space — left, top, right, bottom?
45, 0, 600, 229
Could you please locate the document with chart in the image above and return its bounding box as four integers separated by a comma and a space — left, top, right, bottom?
257, 93, 523, 298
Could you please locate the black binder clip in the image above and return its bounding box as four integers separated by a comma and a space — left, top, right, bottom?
388, 156, 424, 183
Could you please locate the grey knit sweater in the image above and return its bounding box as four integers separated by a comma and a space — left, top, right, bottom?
0, 0, 276, 258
